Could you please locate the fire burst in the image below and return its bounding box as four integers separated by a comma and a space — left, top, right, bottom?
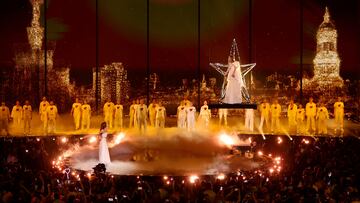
219, 133, 235, 147
89, 136, 97, 144
217, 173, 225, 180
114, 132, 125, 145
189, 175, 199, 184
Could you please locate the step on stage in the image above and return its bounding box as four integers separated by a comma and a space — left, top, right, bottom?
208, 103, 257, 109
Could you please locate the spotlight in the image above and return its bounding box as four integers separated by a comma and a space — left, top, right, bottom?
36, 138, 40, 142
277, 137, 282, 144
257, 151, 263, 156
163, 175, 168, 180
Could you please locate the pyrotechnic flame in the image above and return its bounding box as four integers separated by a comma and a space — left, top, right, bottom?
114, 132, 125, 145
219, 133, 235, 147
89, 136, 97, 144
302, 139, 310, 144
189, 175, 199, 183
217, 173, 225, 180
61, 137, 68, 143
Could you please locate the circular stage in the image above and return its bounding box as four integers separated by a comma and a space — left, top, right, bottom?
64, 129, 267, 176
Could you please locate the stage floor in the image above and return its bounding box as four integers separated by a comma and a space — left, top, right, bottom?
63, 129, 267, 176
2, 113, 359, 139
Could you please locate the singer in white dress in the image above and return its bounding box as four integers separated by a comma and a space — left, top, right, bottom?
99, 122, 111, 164
222, 56, 245, 104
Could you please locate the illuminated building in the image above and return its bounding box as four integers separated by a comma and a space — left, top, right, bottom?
93, 62, 130, 104
8, 0, 75, 110
304, 7, 343, 91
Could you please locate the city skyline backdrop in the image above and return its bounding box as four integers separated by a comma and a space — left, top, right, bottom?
0, 0, 359, 87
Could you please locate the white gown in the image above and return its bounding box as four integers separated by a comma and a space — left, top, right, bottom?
99, 132, 111, 164
186, 106, 196, 130
177, 105, 187, 128
222, 61, 244, 104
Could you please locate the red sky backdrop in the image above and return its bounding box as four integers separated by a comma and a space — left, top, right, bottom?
0, 0, 359, 85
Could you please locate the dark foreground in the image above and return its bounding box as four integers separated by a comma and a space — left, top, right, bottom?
0, 135, 359, 203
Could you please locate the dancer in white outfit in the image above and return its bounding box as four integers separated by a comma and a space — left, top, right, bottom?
186, 103, 196, 131
218, 108, 228, 126
11, 101, 22, 127
155, 102, 166, 128
198, 101, 211, 127
99, 122, 111, 165
244, 108, 254, 132
177, 101, 187, 128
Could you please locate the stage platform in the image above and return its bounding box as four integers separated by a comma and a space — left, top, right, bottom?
208, 103, 257, 109
62, 130, 271, 176
0, 114, 359, 139
3, 131, 357, 176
